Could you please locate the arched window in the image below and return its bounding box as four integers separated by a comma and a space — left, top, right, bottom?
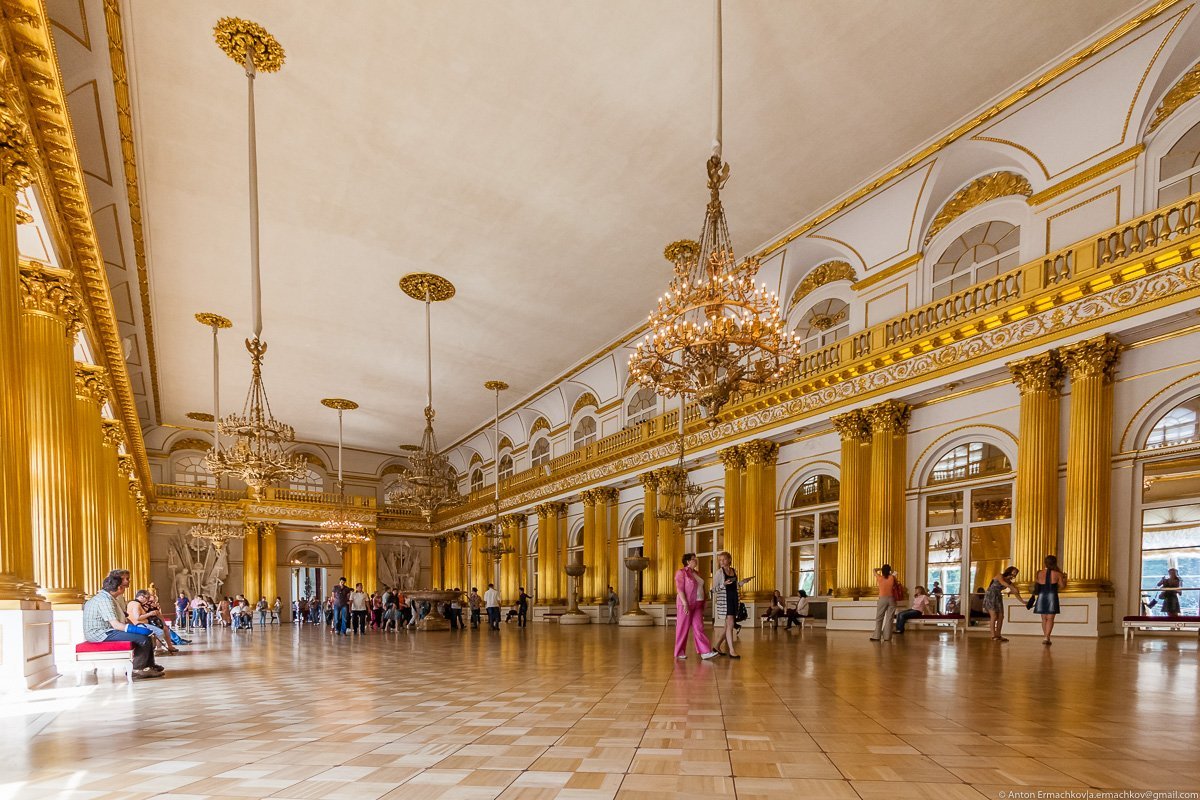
289, 464, 324, 493
794, 299, 850, 353
783, 474, 839, 596
1146, 396, 1200, 449
1157, 120, 1200, 205
498, 453, 513, 482
174, 454, 215, 487
573, 416, 597, 449
922, 442, 1013, 614
531, 437, 551, 467
931, 221, 1020, 300
626, 387, 657, 426
470, 468, 484, 493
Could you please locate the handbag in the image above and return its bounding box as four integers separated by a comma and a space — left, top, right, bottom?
1025, 591, 1037, 610
735, 602, 748, 622
891, 578, 905, 602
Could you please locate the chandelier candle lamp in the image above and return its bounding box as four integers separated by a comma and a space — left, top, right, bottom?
204, 18, 305, 493
190, 312, 244, 550
388, 273, 463, 522
656, 396, 705, 527
314, 399, 372, 553
481, 380, 515, 560
628, 0, 799, 421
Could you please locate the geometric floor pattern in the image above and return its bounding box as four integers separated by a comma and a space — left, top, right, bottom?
1, 622, 1197, 799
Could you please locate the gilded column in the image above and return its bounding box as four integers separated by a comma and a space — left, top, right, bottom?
260, 521, 278, 602
535, 505, 550, 602
865, 400, 911, 580
0, 114, 36, 600
638, 473, 660, 602
739, 440, 780, 603
441, 533, 456, 588
596, 487, 619, 603
580, 490, 599, 601
518, 515, 529, 595
500, 514, 519, 602
831, 410, 871, 597
469, 524, 488, 591
1009, 351, 1064, 587
718, 446, 745, 575
1061, 335, 1121, 591
656, 467, 680, 602
364, 533, 377, 593
431, 537, 444, 589
243, 522, 260, 600
116, 455, 136, 576
20, 262, 84, 604
556, 505, 569, 601
100, 420, 123, 574
74, 364, 109, 596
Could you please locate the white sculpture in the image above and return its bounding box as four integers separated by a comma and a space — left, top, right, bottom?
166, 531, 228, 600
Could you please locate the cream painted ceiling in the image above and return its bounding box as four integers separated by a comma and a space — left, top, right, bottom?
122, 0, 1136, 452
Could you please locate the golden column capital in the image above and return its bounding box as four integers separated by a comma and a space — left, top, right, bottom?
0, 104, 34, 192
865, 400, 911, 434
534, 503, 553, 519
1008, 350, 1064, 396
739, 439, 780, 466
74, 362, 109, 405
717, 445, 745, 470
101, 418, 123, 447
546, 501, 568, 516
1061, 334, 1122, 383
18, 261, 83, 334
638, 471, 660, 490
500, 513, 524, 530
594, 486, 619, 504
117, 453, 136, 479
580, 489, 599, 507
831, 409, 872, 441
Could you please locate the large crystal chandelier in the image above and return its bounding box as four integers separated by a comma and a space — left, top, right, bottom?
387, 273, 463, 522
481, 380, 515, 560
205, 18, 305, 491
315, 399, 372, 552
190, 312, 244, 550
657, 396, 705, 526
628, 0, 799, 422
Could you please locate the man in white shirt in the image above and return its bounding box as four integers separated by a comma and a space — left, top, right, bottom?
483, 583, 501, 630
350, 583, 370, 635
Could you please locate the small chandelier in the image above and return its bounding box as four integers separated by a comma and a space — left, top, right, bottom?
190, 312, 245, 551
314, 398, 372, 552
656, 397, 705, 526
628, 1, 799, 422
205, 18, 305, 491
387, 273, 463, 522
480, 380, 515, 560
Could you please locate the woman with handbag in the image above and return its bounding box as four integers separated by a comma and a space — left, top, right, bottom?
712, 551, 748, 658
1028, 555, 1068, 645
982, 566, 1023, 642
871, 564, 899, 642
674, 553, 718, 661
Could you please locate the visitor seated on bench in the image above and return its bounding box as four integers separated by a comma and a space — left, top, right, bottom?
762, 590, 786, 624
895, 586, 932, 634
128, 589, 179, 654
83, 572, 163, 679
784, 590, 810, 629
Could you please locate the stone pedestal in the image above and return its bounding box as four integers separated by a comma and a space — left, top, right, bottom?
532, 605, 564, 624
573, 604, 602, 624
51, 605, 83, 670
640, 602, 670, 626
825, 598, 880, 631
0, 599, 55, 691
1000, 593, 1115, 638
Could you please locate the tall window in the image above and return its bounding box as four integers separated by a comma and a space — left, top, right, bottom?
290, 464, 324, 493
531, 437, 551, 467
794, 300, 850, 353
1140, 397, 1200, 617
626, 388, 657, 426
782, 474, 839, 596
931, 220, 1020, 300
1158, 120, 1200, 205
573, 416, 597, 448
498, 453, 513, 482
470, 468, 484, 493
688, 496, 725, 588
174, 454, 215, 487
923, 442, 1013, 613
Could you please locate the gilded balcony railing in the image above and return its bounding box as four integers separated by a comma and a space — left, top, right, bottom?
153, 483, 376, 509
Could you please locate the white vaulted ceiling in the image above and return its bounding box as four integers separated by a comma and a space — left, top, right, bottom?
119, 0, 1137, 451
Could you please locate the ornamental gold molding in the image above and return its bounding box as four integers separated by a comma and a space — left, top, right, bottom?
530, 417, 551, 437
101, 418, 122, 447
717, 445, 745, 470
168, 437, 212, 454
924, 172, 1033, 246
0, 96, 33, 190
1148, 59, 1200, 134
788, 261, 857, 312
571, 393, 599, 416
1008, 351, 1064, 396
739, 439, 780, 466
1027, 145, 1143, 206
865, 400, 911, 434
1061, 334, 1123, 383
831, 409, 871, 441
74, 362, 109, 405
213, 17, 285, 72
638, 470, 660, 489
593, 486, 619, 504
19, 261, 82, 333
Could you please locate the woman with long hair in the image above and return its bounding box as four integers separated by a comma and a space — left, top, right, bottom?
674, 553, 718, 661
983, 566, 1023, 642
712, 551, 745, 658
871, 564, 898, 642
1030, 555, 1067, 645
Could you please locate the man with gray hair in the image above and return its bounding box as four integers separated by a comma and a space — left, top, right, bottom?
82, 571, 163, 679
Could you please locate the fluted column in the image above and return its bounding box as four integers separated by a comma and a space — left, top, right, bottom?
469, 524, 489, 591
638, 473, 660, 602
1009, 351, 1064, 588
365, 533, 377, 593
260, 521, 277, 601
518, 515, 529, 595
535, 505, 550, 602
1061, 335, 1121, 591
718, 446, 745, 572
100, 420, 123, 575
116, 454, 136, 577
441, 533, 456, 588
865, 400, 911, 580
739, 440, 780, 602
580, 490, 599, 601
655, 467, 679, 602
500, 513, 521, 603
20, 262, 84, 605
74, 364, 109, 596
131, 489, 149, 592
0, 125, 36, 600
595, 487, 619, 603
832, 410, 872, 597
431, 537, 444, 588
556, 506, 569, 600
243, 522, 260, 600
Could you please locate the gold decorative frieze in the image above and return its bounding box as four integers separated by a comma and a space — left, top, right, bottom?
1148, 59, 1200, 134
789, 261, 857, 311
1008, 351, 1064, 396
18, 261, 82, 333
169, 437, 212, 454
73, 362, 109, 406
924, 171, 1032, 246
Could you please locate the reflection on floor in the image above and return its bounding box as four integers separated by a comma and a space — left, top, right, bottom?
2, 623, 1197, 799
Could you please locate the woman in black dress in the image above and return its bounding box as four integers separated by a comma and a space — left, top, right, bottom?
1031, 554, 1068, 645
712, 551, 742, 658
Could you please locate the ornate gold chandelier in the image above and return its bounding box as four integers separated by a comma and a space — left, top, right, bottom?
656, 397, 705, 526
480, 380, 515, 560
191, 312, 245, 550
628, 1, 799, 422
315, 398, 372, 552
205, 18, 305, 491
387, 273, 463, 522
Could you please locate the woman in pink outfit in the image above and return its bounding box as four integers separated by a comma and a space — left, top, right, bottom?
674, 553, 718, 661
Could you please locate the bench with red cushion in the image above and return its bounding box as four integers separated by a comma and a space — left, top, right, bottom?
1122, 615, 1200, 640
75, 641, 134, 654
74, 640, 135, 683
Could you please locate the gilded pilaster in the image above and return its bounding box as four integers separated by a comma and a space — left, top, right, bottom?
831, 410, 872, 597
556, 506, 569, 601
0, 108, 36, 600
865, 400, 910, 580
638, 472, 661, 602
431, 537, 444, 589
74, 364, 109, 596
116, 454, 136, 578
260, 521, 278, 601
469, 523, 490, 591
500, 513, 522, 603
534, 505, 550, 602
595, 487, 619, 604
441, 532, 456, 588
739, 439, 780, 602
580, 490, 599, 601
655, 467, 681, 602
364, 532, 377, 593
718, 446, 745, 587
100, 420, 123, 575
1061, 334, 1121, 591
243, 522, 260, 601
1009, 351, 1064, 588
20, 261, 84, 604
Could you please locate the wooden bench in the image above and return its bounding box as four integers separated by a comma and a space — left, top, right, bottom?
1122, 615, 1200, 640
74, 641, 135, 684
903, 614, 965, 637
759, 612, 812, 631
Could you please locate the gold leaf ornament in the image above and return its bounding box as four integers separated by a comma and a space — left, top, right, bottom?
214, 18, 285, 73
924, 171, 1032, 246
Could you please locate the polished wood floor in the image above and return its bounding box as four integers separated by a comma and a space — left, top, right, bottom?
2, 622, 1197, 799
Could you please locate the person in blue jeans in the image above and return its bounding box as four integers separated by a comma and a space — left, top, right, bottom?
331, 577, 351, 636
82, 572, 162, 678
